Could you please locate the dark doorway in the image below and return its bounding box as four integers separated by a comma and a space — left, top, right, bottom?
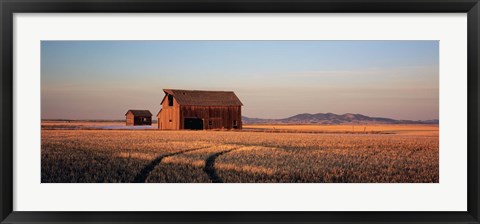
184, 118, 204, 130
133, 116, 152, 126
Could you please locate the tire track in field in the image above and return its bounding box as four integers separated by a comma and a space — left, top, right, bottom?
203, 148, 239, 183
133, 146, 210, 183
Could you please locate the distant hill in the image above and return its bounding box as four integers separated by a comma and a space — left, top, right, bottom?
242, 113, 439, 125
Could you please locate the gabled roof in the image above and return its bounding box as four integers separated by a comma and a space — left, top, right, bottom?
161, 89, 243, 106
125, 110, 153, 117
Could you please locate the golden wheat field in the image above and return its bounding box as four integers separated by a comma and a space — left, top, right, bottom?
41, 121, 439, 183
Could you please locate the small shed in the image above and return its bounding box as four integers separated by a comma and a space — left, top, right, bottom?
125, 110, 153, 126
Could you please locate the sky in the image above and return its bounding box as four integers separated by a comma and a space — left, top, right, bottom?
41, 41, 439, 120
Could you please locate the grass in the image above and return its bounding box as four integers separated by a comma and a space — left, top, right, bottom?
41, 122, 439, 183
244, 124, 438, 136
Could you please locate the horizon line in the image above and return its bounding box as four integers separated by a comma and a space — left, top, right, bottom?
41, 112, 439, 122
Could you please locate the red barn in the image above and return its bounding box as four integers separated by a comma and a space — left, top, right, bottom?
157, 89, 243, 130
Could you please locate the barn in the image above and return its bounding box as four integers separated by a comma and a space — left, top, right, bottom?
125, 110, 153, 126
157, 89, 243, 130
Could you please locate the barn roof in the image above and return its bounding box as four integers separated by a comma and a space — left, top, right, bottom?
162, 89, 243, 106
125, 110, 153, 117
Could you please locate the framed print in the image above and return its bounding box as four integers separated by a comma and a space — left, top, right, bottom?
1, 0, 479, 223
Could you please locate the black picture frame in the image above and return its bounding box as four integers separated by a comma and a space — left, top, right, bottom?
1, 0, 479, 223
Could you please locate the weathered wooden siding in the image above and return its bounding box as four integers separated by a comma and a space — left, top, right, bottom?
180, 105, 242, 130
157, 92, 242, 130
157, 96, 180, 130
126, 113, 135, 126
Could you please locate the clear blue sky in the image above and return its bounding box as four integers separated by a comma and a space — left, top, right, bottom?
41, 41, 439, 120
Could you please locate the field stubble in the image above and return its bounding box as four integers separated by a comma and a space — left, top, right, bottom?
41, 124, 439, 183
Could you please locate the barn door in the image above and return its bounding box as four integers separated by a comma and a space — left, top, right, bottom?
184, 118, 204, 130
